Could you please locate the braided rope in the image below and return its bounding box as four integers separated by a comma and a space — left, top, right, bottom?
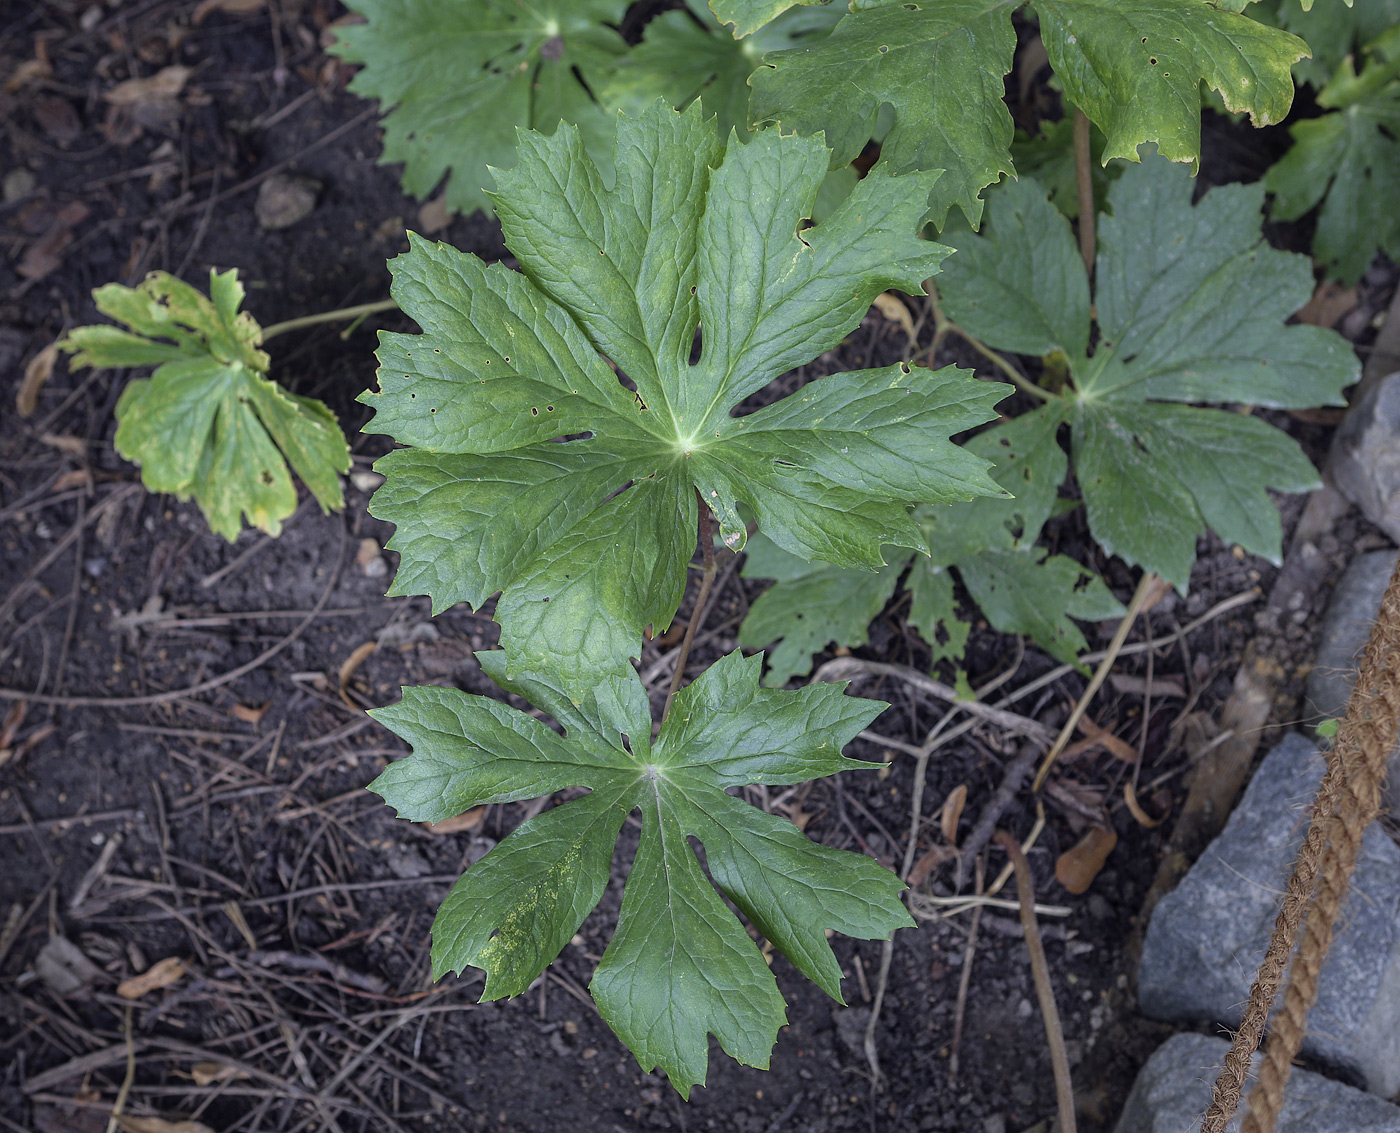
1204, 557, 1400, 1132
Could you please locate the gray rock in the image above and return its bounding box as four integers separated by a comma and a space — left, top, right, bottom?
1138, 734, 1400, 1096
255, 172, 320, 230
1115, 1032, 1400, 1133
1333, 371, 1400, 543
1303, 548, 1400, 813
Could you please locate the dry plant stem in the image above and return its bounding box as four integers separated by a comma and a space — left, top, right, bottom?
1072, 106, 1096, 274
948, 856, 985, 1087
1237, 557, 1400, 1133
995, 830, 1077, 1133
1032, 571, 1158, 793
812, 658, 1054, 745
261, 298, 400, 342
660, 499, 716, 722
955, 739, 1043, 889
104, 1005, 135, 1133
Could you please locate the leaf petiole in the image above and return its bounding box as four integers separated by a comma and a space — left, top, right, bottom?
260, 297, 399, 342
926, 288, 1053, 403
661, 492, 719, 722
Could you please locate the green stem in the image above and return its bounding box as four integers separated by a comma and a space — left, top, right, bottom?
1072, 106, 1096, 276
661, 498, 718, 723
261, 298, 399, 342
926, 289, 1053, 403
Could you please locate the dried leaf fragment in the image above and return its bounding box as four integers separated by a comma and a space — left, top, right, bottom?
938, 783, 967, 847
192, 0, 266, 24
230, 702, 269, 725
114, 1116, 216, 1133
423, 806, 486, 835
104, 65, 192, 106
1054, 826, 1117, 894
872, 291, 916, 344
17, 343, 58, 417
190, 1060, 250, 1086
117, 955, 186, 999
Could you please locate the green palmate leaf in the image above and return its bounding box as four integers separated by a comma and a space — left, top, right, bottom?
709, 0, 836, 38
602, 1, 841, 139
362, 100, 1007, 696
935, 177, 1090, 359
738, 533, 901, 686
956, 547, 1124, 663
938, 158, 1357, 591
739, 408, 1124, 675
1266, 0, 1400, 87
369, 650, 912, 1096
1037, 1, 1306, 168
1264, 30, 1400, 284
749, 0, 1020, 228
748, 0, 1304, 228
329, 0, 627, 216
61, 270, 349, 541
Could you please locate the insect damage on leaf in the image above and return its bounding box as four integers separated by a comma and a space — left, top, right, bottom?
61, 269, 349, 541
937, 156, 1359, 591
360, 99, 1008, 699
368, 650, 913, 1097
748, 0, 1305, 229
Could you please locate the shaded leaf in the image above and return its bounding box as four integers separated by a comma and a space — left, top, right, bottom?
938, 161, 1356, 589
602, 0, 841, 139
738, 533, 901, 686
370, 649, 911, 1096
329, 0, 627, 216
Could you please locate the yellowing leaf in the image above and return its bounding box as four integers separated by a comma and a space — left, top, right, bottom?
61, 269, 350, 541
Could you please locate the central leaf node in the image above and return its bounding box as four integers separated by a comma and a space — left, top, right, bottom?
359, 99, 1009, 699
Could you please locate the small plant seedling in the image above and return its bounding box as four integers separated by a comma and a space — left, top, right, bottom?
61, 269, 350, 541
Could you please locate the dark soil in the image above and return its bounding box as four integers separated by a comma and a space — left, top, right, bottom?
0, 4, 1390, 1133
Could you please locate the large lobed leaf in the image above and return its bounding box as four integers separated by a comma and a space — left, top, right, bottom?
62, 270, 349, 541
739, 410, 1123, 681
329, 0, 627, 217
748, 0, 1306, 227
1264, 26, 1400, 284
361, 100, 1007, 696
937, 157, 1358, 591
370, 650, 912, 1096
602, 0, 841, 140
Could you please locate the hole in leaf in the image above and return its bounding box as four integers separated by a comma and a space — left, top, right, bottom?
877, 44, 889, 53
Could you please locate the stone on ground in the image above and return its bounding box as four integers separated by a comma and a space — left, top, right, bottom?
1137, 733, 1400, 1096
1332, 371, 1400, 544
1303, 547, 1400, 812
1115, 1032, 1400, 1132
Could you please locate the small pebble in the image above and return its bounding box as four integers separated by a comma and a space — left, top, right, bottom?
255, 172, 321, 230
